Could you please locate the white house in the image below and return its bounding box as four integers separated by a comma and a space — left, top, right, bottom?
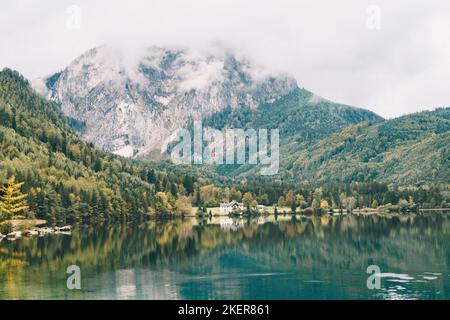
220, 200, 244, 212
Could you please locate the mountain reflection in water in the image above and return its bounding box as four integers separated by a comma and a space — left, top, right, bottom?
1, 213, 449, 299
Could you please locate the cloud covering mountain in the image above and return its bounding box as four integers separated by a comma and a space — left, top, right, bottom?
37, 45, 297, 157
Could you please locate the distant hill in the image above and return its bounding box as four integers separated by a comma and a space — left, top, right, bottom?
209, 97, 449, 184
277, 107, 450, 184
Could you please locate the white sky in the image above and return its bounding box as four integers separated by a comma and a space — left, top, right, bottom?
1, 0, 449, 118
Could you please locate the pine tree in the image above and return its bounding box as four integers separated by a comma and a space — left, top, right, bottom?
0, 176, 29, 220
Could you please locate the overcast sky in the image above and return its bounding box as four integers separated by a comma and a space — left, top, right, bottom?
1, 0, 449, 118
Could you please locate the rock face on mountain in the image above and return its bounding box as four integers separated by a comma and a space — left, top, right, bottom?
38, 46, 297, 157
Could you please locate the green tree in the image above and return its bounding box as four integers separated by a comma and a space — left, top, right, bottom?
342, 196, 357, 214
311, 198, 319, 212
371, 199, 379, 208
285, 191, 297, 212
242, 192, 255, 209
398, 199, 409, 213
230, 188, 242, 201
277, 196, 286, 207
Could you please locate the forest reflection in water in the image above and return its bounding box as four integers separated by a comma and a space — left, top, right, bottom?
1, 213, 449, 299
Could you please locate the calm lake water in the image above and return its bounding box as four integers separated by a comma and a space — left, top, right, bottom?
1, 213, 449, 300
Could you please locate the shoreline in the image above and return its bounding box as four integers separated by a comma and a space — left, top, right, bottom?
2, 208, 448, 241
0, 219, 71, 241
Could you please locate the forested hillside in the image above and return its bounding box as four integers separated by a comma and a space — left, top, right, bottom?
279, 108, 450, 184
205, 88, 382, 141
0, 69, 197, 224
202, 89, 450, 185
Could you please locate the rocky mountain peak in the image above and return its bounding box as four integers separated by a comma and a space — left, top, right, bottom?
36, 45, 298, 157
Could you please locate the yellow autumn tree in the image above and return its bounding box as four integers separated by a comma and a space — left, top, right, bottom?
0, 176, 29, 220
320, 200, 329, 209
175, 196, 193, 215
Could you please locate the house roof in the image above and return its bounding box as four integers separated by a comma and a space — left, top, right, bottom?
221, 200, 243, 206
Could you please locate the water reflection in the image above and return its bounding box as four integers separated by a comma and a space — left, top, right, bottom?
1, 213, 449, 299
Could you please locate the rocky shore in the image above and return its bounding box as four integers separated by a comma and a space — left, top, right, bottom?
0, 219, 71, 241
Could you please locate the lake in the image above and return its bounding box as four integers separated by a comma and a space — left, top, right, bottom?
1, 213, 449, 300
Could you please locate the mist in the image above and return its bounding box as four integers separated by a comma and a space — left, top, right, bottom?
1, 0, 449, 118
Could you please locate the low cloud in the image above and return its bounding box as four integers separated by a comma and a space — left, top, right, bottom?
1, 0, 449, 118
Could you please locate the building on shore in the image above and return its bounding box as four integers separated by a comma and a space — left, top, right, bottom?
220, 200, 244, 212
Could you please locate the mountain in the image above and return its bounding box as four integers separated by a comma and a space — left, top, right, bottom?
33, 45, 449, 186
38, 45, 297, 158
